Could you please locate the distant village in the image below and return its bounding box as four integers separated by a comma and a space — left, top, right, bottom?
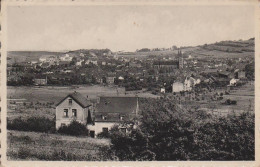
7, 46, 255, 137
7, 48, 254, 91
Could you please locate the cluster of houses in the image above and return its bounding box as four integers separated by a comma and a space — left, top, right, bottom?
55, 91, 139, 137
170, 69, 246, 93
38, 51, 115, 68
7, 48, 252, 94
39, 54, 73, 66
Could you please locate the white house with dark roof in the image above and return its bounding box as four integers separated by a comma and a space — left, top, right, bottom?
55, 92, 93, 129
87, 96, 139, 136
56, 92, 139, 137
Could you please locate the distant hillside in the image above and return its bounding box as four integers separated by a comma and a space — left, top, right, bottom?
7, 51, 64, 64
186, 38, 254, 58
8, 38, 254, 64
117, 38, 254, 59
7, 49, 112, 64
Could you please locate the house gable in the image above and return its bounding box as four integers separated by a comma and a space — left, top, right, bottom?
56, 92, 91, 108
55, 92, 92, 129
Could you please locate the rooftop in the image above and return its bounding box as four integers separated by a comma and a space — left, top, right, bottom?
56, 91, 91, 108
95, 96, 138, 122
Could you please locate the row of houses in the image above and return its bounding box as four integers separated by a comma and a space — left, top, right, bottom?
39, 54, 73, 63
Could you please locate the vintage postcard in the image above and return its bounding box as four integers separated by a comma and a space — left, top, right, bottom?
0, 0, 259, 166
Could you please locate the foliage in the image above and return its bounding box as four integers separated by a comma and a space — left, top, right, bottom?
97, 131, 110, 139
7, 130, 113, 161
57, 120, 88, 136
245, 63, 254, 80
193, 112, 254, 160
108, 97, 255, 160
17, 147, 31, 159
7, 116, 55, 133
109, 125, 155, 161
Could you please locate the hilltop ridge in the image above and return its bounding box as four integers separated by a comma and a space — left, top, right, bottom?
7, 38, 254, 63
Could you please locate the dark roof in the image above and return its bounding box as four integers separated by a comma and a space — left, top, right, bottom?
218, 71, 231, 76
95, 96, 138, 122
153, 60, 179, 66
201, 69, 218, 74
56, 92, 91, 108
59, 61, 71, 65
34, 75, 47, 79
41, 62, 50, 67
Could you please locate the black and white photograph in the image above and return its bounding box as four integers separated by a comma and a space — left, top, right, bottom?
1, 0, 259, 165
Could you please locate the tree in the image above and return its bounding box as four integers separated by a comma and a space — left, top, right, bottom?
193, 112, 254, 160
245, 63, 254, 80
70, 57, 77, 66
108, 97, 254, 161
58, 121, 88, 136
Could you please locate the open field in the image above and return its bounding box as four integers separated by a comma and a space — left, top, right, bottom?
7, 130, 112, 161
7, 85, 159, 104
8, 103, 55, 120
189, 49, 254, 59
7, 85, 159, 120
221, 82, 254, 111
183, 81, 254, 114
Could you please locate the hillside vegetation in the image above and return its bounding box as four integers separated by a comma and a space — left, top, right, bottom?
187, 38, 254, 58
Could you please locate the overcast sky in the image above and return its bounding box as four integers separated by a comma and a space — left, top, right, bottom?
7, 5, 255, 52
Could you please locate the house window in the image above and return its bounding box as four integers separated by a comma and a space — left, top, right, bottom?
90, 131, 95, 138
63, 109, 68, 117
102, 127, 108, 133
101, 115, 107, 120
120, 128, 127, 133
72, 109, 77, 117
61, 123, 66, 127
120, 115, 124, 121
69, 99, 72, 105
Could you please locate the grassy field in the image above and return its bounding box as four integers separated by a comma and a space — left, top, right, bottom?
7, 130, 113, 161
7, 85, 159, 120
183, 81, 255, 114
221, 81, 254, 111
8, 85, 121, 104
7, 85, 158, 104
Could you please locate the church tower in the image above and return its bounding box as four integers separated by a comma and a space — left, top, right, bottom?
178, 49, 184, 69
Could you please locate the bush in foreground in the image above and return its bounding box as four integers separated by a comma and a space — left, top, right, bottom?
108, 98, 255, 161
97, 131, 110, 139
7, 117, 55, 133
57, 121, 88, 136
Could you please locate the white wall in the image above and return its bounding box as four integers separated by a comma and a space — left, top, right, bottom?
56, 97, 88, 129
172, 82, 184, 93
87, 122, 116, 137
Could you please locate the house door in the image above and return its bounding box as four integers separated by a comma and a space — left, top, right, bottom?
90, 131, 95, 138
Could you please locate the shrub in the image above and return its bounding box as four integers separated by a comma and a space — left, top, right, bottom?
17, 147, 31, 159
97, 131, 110, 138
7, 117, 55, 133
109, 97, 254, 161
57, 121, 88, 136
18, 135, 33, 144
